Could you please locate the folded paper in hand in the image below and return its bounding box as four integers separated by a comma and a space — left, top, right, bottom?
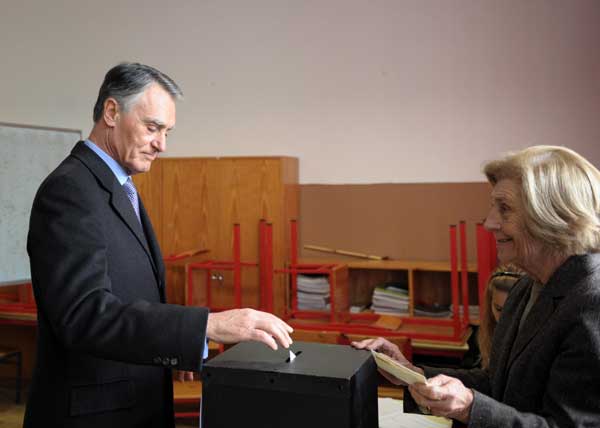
371, 350, 427, 385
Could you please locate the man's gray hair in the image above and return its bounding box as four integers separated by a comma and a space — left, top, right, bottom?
92, 62, 183, 122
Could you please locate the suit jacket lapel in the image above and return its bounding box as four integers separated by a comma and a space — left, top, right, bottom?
70, 141, 157, 275
490, 280, 529, 399
109, 182, 156, 270
139, 199, 165, 290
505, 292, 555, 369
500, 255, 594, 387
490, 254, 600, 402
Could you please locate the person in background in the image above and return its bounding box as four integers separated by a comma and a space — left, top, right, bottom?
355, 145, 600, 427
25, 62, 293, 428
477, 265, 522, 370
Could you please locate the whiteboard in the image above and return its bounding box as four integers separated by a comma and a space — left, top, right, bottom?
0, 122, 81, 285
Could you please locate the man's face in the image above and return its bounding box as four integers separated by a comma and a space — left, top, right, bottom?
108, 83, 176, 175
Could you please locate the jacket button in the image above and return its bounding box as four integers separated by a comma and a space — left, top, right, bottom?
170, 357, 179, 366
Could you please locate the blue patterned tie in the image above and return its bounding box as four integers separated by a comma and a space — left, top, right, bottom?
123, 178, 141, 223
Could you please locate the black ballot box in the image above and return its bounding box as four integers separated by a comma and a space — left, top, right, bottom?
201, 341, 378, 428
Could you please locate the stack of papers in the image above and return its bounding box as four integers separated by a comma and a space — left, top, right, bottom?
413, 304, 452, 318
449, 304, 480, 320
372, 283, 409, 316
379, 398, 452, 428
297, 274, 330, 310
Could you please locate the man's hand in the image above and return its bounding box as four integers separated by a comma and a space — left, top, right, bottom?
207, 308, 293, 350
351, 337, 424, 385
408, 374, 473, 423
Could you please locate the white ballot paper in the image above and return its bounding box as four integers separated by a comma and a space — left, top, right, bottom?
371, 350, 427, 385
378, 398, 452, 428
289, 350, 296, 361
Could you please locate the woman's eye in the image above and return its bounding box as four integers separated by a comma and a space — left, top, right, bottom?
499, 203, 510, 215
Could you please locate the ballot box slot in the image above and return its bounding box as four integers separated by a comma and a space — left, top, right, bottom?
286, 350, 302, 363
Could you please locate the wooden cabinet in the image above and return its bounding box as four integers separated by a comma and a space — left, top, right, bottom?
134, 156, 298, 316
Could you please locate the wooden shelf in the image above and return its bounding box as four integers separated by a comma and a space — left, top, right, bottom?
347, 259, 477, 273
288, 258, 480, 353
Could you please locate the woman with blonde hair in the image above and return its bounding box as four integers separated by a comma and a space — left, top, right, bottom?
355, 145, 600, 427
477, 265, 522, 370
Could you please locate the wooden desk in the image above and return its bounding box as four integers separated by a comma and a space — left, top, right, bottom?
412, 327, 472, 358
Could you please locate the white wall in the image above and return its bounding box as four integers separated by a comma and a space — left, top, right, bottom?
1, 0, 599, 183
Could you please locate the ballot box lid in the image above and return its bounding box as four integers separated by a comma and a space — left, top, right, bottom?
204, 341, 372, 380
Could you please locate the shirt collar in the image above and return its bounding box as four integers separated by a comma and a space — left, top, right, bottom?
84, 139, 130, 185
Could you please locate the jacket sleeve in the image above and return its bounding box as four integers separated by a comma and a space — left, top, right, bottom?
28, 172, 209, 371
403, 366, 491, 415
423, 366, 491, 394
469, 304, 600, 428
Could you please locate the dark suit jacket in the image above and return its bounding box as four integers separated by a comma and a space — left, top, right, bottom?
419, 254, 600, 427
25, 142, 209, 427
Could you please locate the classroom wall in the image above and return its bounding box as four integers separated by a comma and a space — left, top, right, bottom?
1, 0, 599, 184
299, 183, 491, 262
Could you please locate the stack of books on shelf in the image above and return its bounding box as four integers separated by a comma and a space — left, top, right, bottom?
414, 303, 452, 318
449, 304, 480, 320
296, 274, 330, 310
371, 282, 409, 316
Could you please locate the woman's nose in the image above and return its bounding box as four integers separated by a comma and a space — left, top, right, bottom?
483, 208, 500, 231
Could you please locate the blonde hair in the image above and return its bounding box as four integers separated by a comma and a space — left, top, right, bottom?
484, 146, 600, 256
478, 264, 522, 370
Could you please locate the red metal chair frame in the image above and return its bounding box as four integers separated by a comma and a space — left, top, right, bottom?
185, 223, 264, 311
275, 220, 344, 324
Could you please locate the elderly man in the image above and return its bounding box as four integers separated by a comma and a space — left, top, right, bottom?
25, 63, 293, 428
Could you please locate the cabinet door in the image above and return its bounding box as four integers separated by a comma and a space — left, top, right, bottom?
143, 157, 298, 312
203, 158, 286, 309
159, 159, 210, 305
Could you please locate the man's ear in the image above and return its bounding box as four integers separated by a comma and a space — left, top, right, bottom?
103, 98, 120, 127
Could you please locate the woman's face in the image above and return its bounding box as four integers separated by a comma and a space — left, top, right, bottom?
491, 288, 509, 322
483, 179, 541, 270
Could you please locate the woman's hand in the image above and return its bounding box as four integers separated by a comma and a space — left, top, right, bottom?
408, 374, 473, 423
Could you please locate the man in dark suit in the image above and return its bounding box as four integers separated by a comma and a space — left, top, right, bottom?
25, 63, 293, 428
